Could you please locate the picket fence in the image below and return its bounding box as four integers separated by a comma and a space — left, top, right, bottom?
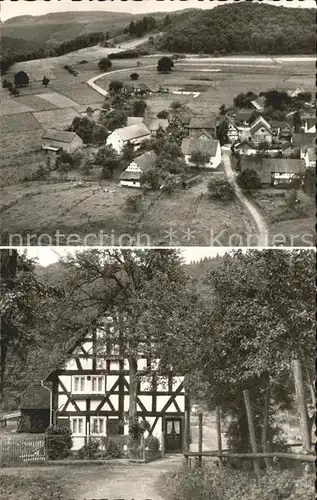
0, 435, 46, 464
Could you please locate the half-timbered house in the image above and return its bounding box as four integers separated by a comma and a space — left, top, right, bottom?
43, 321, 189, 453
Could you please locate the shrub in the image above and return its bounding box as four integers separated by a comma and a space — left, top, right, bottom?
157, 110, 169, 119
98, 57, 112, 71
78, 438, 100, 459
130, 72, 139, 80
208, 178, 235, 201
170, 100, 182, 110
101, 438, 123, 459
145, 435, 160, 451
45, 425, 73, 460
236, 168, 262, 191
109, 80, 123, 93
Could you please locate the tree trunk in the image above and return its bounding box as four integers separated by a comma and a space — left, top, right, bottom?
215, 406, 223, 471
292, 358, 311, 451
198, 412, 203, 467
243, 389, 261, 485
261, 383, 272, 468
128, 354, 138, 457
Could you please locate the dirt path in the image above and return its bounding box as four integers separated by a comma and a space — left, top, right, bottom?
222, 148, 269, 246
1, 456, 183, 500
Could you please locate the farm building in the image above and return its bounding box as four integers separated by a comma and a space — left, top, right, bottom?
227, 122, 239, 143
169, 107, 196, 129
181, 134, 221, 169
106, 123, 151, 154
241, 157, 305, 187
119, 150, 157, 188
0, 383, 50, 433
234, 140, 258, 156
42, 129, 83, 154
187, 117, 216, 138
269, 121, 293, 141
250, 96, 266, 111
127, 117, 144, 127
42, 320, 189, 452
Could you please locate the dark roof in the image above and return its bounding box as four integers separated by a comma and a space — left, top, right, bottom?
251, 96, 266, 109
42, 129, 79, 144
171, 107, 196, 125
188, 117, 215, 129
305, 118, 315, 129
115, 123, 151, 141
241, 157, 305, 183
120, 150, 157, 181
20, 383, 50, 410
293, 133, 316, 148
270, 121, 293, 131
234, 108, 254, 122
249, 117, 271, 135
181, 137, 219, 156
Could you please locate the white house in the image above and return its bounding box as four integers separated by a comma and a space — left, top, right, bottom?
106, 123, 151, 154
301, 146, 316, 169
181, 133, 221, 169
119, 150, 157, 188
304, 118, 315, 134
227, 122, 240, 143
42, 130, 83, 154
43, 319, 189, 453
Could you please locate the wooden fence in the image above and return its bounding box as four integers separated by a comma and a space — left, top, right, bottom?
0, 436, 46, 464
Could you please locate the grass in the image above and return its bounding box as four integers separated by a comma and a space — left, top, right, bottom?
0, 475, 65, 500
250, 188, 315, 246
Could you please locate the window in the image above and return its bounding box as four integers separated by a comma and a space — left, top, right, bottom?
71, 417, 85, 435
73, 376, 86, 393
91, 417, 106, 435
72, 376, 104, 393
107, 418, 120, 436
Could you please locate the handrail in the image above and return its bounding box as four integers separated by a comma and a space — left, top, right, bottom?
183, 451, 315, 462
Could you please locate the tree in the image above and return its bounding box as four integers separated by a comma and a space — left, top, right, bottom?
122, 142, 135, 165
207, 178, 235, 201
170, 100, 182, 110
189, 150, 210, 169
98, 57, 112, 72
130, 73, 139, 80
140, 168, 160, 190
109, 80, 123, 94
14, 71, 29, 88
94, 145, 123, 178
106, 110, 128, 132
157, 56, 174, 73
10, 87, 19, 97
70, 116, 95, 144
157, 110, 169, 119
131, 99, 147, 117
216, 120, 229, 145
236, 168, 262, 191
42, 76, 50, 87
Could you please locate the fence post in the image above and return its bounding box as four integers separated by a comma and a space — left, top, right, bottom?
243, 389, 261, 486
198, 412, 203, 468
216, 406, 223, 471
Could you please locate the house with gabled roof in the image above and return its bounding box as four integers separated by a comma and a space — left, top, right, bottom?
42, 129, 83, 154
227, 121, 239, 143
304, 118, 316, 134
249, 116, 272, 145
144, 118, 169, 135
187, 117, 216, 138
270, 120, 293, 141
300, 146, 316, 169
106, 123, 151, 154
42, 320, 189, 452
169, 106, 196, 130
181, 133, 221, 169
119, 150, 158, 188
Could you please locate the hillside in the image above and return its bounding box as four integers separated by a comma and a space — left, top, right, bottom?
157, 3, 316, 54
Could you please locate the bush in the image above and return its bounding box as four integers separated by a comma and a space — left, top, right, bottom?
101, 438, 123, 459
145, 435, 160, 451
45, 425, 73, 460
109, 80, 123, 93
157, 110, 169, 119
78, 438, 100, 459
170, 100, 182, 110
208, 178, 235, 201
130, 72, 139, 80
236, 168, 262, 191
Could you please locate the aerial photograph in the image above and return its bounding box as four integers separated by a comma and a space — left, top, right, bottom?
0, 0, 315, 246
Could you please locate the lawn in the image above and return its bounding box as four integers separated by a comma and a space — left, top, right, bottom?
250, 188, 315, 246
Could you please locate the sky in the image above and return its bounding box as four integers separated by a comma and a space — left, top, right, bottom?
16, 247, 233, 266
1, 0, 315, 22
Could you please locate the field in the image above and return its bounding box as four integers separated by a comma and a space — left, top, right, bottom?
0, 48, 314, 243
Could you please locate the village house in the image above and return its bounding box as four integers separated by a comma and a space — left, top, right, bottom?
181, 133, 221, 169
144, 118, 169, 135
249, 116, 273, 146
251, 96, 266, 111
42, 321, 189, 453
126, 116, 144, 127
187, 117, 216, 138
169, 107, 196, 132
119, 150, 158, 188
270, 120, 293, 141
42, 129, 83, 154
227, 122, 240, 143
234, 140, 258, 156
241, 157, 305, 187
300, 146, 316, 169
106, 123, 151, 154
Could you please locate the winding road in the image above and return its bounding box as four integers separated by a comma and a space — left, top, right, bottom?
222, 148, 269, 246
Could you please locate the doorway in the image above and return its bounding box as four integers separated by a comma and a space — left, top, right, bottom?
164, 418, 183, 453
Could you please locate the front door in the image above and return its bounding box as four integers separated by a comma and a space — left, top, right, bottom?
164, 418, 183, 453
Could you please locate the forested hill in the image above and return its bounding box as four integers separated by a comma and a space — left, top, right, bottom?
158, 3, 315, 55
